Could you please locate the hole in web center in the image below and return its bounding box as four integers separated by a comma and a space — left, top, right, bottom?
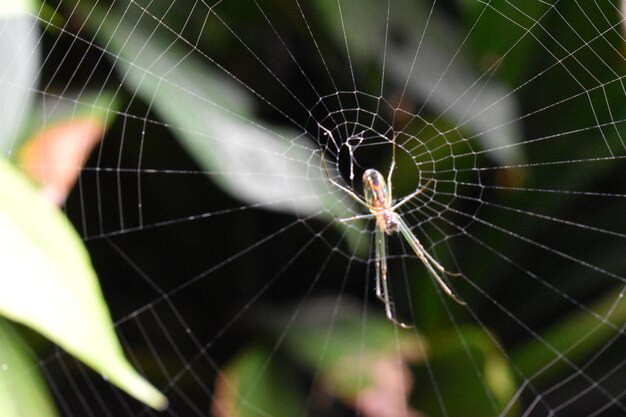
328, 127, 424, 200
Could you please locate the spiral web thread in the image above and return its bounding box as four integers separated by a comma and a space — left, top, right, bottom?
3, 1, 626, 416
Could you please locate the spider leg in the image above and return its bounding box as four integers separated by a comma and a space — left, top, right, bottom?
328, 178, 370, 208
397, 217, 465, 305
376, 228, 414, 329
338, 213, 375, 223
385, 304, 414, 329
390, 179, 461, 278
391, 179, 433, 211
420, 246, 463, 277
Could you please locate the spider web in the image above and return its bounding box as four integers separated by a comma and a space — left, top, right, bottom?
2, 0, 626, 416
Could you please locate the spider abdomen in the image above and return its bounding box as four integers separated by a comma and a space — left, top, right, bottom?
363, 169, 391, 209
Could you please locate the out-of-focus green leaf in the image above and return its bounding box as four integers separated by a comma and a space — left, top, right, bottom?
267, 297, 517, 415
212, 345, 304, 417
0, 319, 58, 417
23, 91, 120, 140
277, 297, 423, 414
285, 307, 418, 399
83, 4, 322, 215
0, 5, 39, 157
0, 0, 36, 17
413, 326, 518, 417
0, 157, 167, 410
511, 286, 626, 384
312, 0, 525, 167
78, 2, 366, 254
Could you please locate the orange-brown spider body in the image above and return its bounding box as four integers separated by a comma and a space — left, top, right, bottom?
362, 169, 399, 234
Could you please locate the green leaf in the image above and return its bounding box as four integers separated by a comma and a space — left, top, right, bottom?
412, 326, 519, 417
285, 309, 413, 399
275, 298, 425, 415
0, 0, 36, 17
86, 5, 325, 216
511, 286, 626, 385
75, 2, 366, 254
212, 345, 305, 417
0, 319, 58, 417
0, 157, 167, 410
24, 91, 120, 138
265, 297, 518, 416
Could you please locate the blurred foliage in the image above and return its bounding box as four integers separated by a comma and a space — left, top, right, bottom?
0, 0, 625, 416
0, 156, 167, 410
212, 345, 305, 417
0, 4, 166, 413
0, 319, 57, 417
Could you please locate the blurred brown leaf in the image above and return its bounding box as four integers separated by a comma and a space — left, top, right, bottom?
18, 119, 105, 205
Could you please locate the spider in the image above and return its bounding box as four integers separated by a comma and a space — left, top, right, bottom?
319, 126, 465, 328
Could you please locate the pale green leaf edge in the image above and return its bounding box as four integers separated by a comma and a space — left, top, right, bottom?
0, 0, 36, 17
0, 157, 167, 410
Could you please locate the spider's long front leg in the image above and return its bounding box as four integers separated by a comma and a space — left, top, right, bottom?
391, 179, 433, 211
325, 175, 371, 209
419, 240, 463, 277
397, 217, 465, 305
337, 213, 375, 223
